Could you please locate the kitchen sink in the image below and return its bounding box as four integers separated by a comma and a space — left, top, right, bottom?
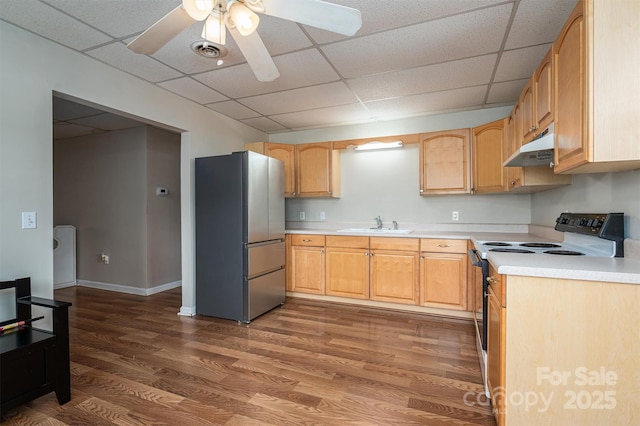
337, 228, 413, 234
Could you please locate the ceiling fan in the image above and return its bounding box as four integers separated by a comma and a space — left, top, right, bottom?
127, 0, 362, 82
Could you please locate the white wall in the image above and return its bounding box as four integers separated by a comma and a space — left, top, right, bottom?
273, 107, 532, 228
531, 169, 640, 239
0, 21, 266, 314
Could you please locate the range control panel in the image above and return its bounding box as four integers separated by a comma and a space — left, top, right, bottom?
555, 212, 624, 240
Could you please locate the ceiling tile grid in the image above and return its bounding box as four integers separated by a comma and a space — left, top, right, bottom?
0, 0, 578, 135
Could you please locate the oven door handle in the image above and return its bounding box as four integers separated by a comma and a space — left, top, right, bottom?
469, 249, 484, 266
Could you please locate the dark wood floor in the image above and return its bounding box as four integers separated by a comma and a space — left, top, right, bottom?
2, 286, 495, 425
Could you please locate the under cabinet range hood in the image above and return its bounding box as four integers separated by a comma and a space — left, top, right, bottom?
504, 123, 555, 167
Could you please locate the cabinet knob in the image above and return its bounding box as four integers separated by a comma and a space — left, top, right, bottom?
510, 180, 516, 186
420, 189, 424, 193
486, 276, 498, 284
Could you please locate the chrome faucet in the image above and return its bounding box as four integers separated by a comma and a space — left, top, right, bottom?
393, 220, 398, 230
374, 216, 383, 229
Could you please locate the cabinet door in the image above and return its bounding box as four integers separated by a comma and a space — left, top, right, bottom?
472, 119, 506, 194
487, 286, 506, 426
534, 48, 554, 132
419, 252, 467, 310
325, 247, 369, 299
554, 2, 587, 173
504, 112, 524, 191
290, 246, 325, 294
520, 79, 536, 143
295, 142, 340, 197
264, 143, 296, 197
369, 250, 419, 305
419, 129, 471, 195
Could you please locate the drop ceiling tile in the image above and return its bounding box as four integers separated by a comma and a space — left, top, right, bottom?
53, 122, 104, 140
41, 0, 178, 38
505, 0, 578, 49
487, 78, 529, 104
193, 49, 340, 98
364, 86, 488, 118
321, 3, 512, 78
159, 77, 228, 104
0, 0, 112, 50
69, 113, 144, 131
53, 97, 106, 121
494, 44, 550, 82
305, 0, 505, 44
87, 42, 182, 82
241, 117, 288, 133
269, 103, 371, 130
348, 54, 497, 102
239, 82, 358, 116
206, 101, 261, 120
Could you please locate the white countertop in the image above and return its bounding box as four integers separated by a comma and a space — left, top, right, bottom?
286, 228, 640, 285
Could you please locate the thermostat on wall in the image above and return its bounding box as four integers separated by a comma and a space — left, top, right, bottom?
156, 187, 169, 196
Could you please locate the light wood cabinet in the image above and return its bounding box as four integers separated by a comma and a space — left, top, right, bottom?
289, 234, 325, 294
419, 129, 471, 195
472, 119, 507, 194
520, 79, 536, 144
533, 48, 554, 134
554, 0, 640, 173
419, 239, 468, 310
325, 236, 369, 299
487, 270, 506, 426
246, 142, 296, 197
369, 237, 419, 305
295, 142, 341, 198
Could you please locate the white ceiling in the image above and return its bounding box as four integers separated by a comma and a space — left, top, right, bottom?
0, 0, 578, 136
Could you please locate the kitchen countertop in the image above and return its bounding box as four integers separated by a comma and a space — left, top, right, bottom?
286, 228, 640, 285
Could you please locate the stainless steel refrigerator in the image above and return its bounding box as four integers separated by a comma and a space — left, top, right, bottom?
195, 151, 285, 323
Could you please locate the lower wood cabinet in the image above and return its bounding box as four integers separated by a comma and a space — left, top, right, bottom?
487, 266, 506, 426
289, 234, 325, 294
419, 239, 468, 310
369, 237, 420, 305
325, 236, 369, 299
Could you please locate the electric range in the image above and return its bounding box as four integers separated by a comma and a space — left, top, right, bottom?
469, 212, 625, 397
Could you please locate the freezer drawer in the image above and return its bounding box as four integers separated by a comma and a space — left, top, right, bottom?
247, 240, 285, 279
248, 268, 285, 321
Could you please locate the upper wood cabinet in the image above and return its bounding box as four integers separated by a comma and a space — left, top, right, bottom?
520, 79, 536, 144
472, 119, 507, 194
554, 0, 640, 174
419, 129, 471, 195
533, 47, 554, 134
295, 142, 341, 198
245, 142, 296, 197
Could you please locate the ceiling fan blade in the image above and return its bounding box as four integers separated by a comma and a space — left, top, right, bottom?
227, 24, 280, 82
260, 0, 362, 36
127, 6, 195, 55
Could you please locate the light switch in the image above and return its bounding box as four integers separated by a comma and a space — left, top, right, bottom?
22, 211, 37, 229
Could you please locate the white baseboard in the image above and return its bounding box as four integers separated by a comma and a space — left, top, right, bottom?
76, 279, 181, 296
54, 280, 77, 290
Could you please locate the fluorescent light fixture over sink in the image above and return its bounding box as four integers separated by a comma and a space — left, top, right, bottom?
354, 141, 404, 151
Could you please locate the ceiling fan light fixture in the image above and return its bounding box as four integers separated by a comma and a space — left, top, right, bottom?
183, 0, 215, 21
226, 0, 260, 36
202, 9, 226, 44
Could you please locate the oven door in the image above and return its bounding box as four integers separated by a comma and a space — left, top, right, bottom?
469, 249, 488, 350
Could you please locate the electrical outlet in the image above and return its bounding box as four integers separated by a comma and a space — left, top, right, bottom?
100, 253, 109, 264
452, 211, 459, 221
299, 211, 305, 220
21, 212, 37, 229
320, 211, 326, 221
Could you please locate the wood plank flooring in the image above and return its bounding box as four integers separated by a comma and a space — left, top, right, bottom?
1, 287, 495, 425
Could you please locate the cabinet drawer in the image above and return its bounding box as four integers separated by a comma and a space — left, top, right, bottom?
325, 235, 369, 248
488, 263, 506, 307
291, 234, 325, 247
370, 237, 419, 251
420, 238, 467, 253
